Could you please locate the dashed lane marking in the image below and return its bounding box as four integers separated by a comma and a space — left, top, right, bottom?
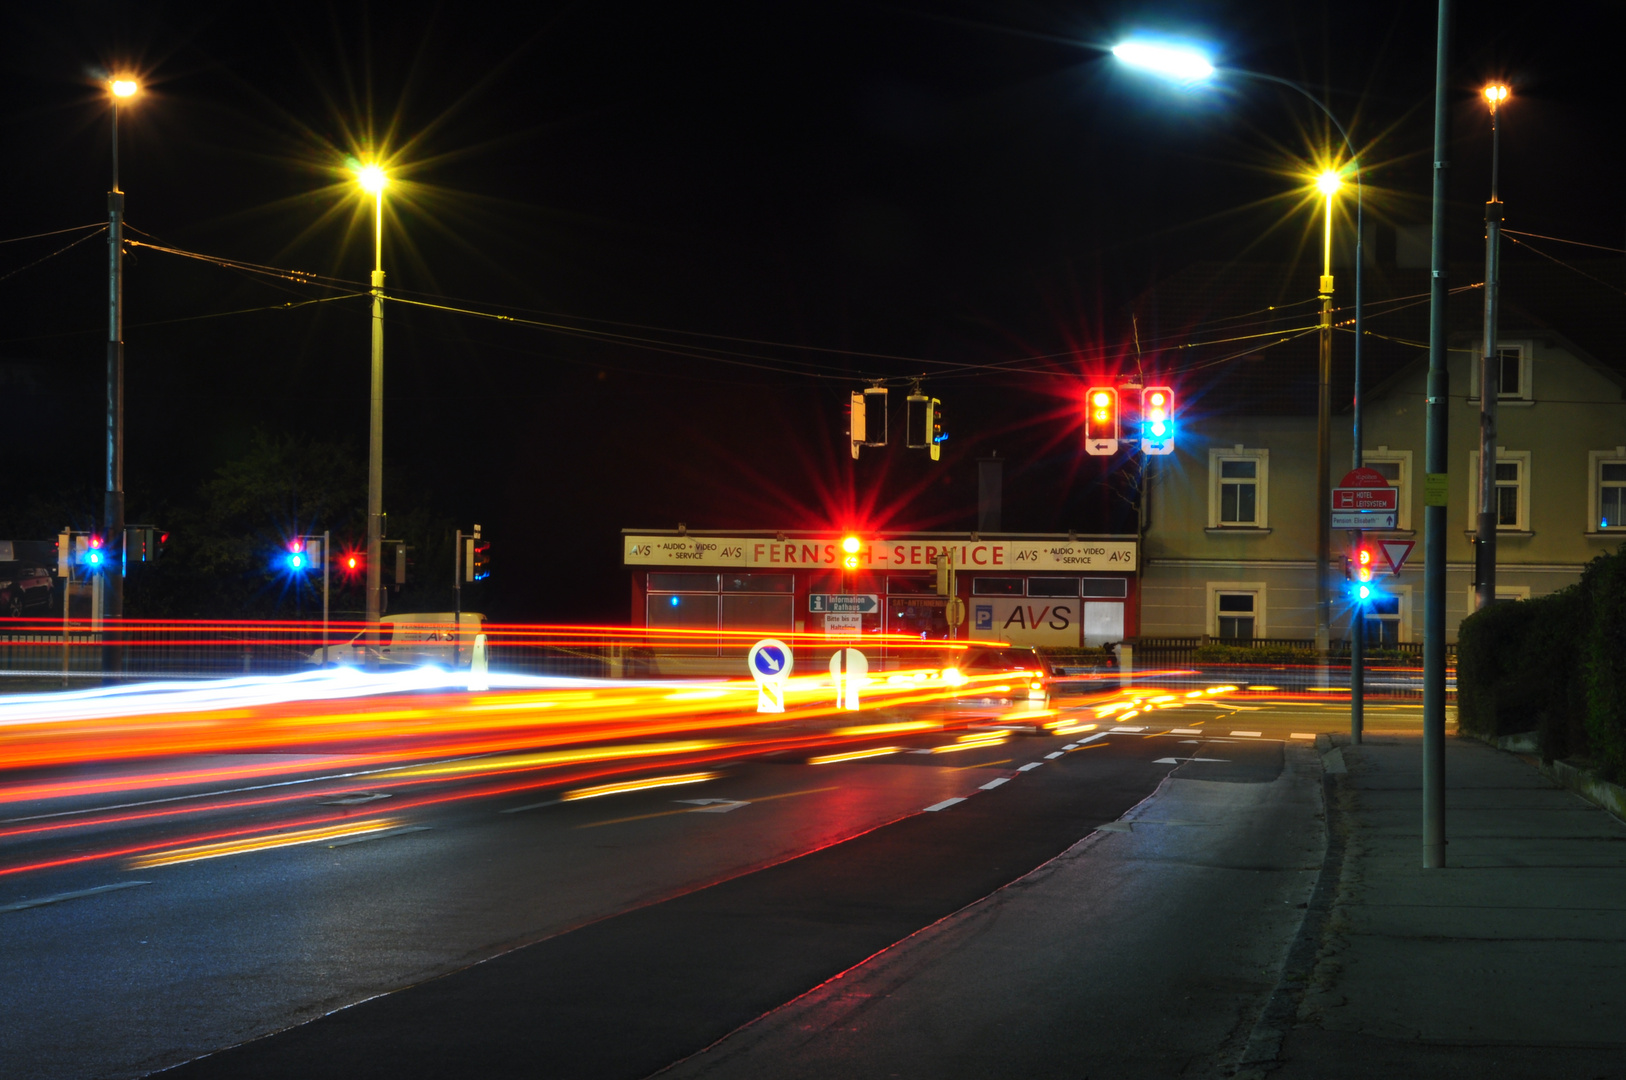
1290, 733, 1317, 740
1230, 731, 1263, 737
1111, 725, 1147, 732
1170, 728, 1203, 735
1044, 751, 1064, 759
923, 797, 966, 812
578, 786, 839, 829
949, 758, 1012, 772
326, 825, 431, 848
979, 777, 1010, 791
1018, 762, 1043, 772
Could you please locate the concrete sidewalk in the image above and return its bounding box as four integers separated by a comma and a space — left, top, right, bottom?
1274, 734, 1626, 1079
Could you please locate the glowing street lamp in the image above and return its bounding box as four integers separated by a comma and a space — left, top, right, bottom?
1475, 83, 1512, 614
105, 75, 140, 624
353, 160, 389, 661
1110, 41, 1214, 83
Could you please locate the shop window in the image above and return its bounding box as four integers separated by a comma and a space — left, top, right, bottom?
1027, 577, 1079, 597
647, 592, 719, 630
887, 576, 937, 594
648, 573, 720, 592
1079, 578, 1128, 599
721, 593, 793, 632
971, 577, 1024, 595
721, 573, 794, 593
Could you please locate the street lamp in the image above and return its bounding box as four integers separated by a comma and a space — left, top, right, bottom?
1475, 84, 1511, 613
105, 76, 139, 623
1112, 40, 1366, 706
353, 161, 388, 655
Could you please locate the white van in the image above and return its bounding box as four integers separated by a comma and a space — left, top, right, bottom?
309, 613, 484, 668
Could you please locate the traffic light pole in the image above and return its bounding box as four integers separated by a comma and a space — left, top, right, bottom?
1350, 530, 1364, 744
321, 529, 331, 666
453, 528, 462, 669
365, 189, 385, 670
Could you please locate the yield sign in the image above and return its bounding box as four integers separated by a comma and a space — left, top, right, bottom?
1378, 540, 1415, 574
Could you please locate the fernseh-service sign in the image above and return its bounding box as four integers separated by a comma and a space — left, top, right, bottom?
625, 536, 1136, 572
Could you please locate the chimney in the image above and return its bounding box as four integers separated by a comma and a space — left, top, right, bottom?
977, 454, 1003, 533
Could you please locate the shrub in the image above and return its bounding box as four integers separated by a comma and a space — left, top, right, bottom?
1581, 551, 1626, 777
1456, 594, 1541, 739
1192, 643, 1317, 665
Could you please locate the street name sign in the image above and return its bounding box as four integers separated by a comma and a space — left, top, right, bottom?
1332, 467, 1399, 530
809, 593, 878, 614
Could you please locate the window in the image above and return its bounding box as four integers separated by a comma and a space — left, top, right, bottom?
1362, 448, 1412, 530
1589, 449, 1626, 533
1467, 449, 1531, 532
1363, 594, 1402, 647
1079, 578, 1129, 599
648, 573, 720, 592
971, 577, 1024, 595
1208, 448, 1270, 529
887, 575, 936, 594
1027, 577, 1079, 597
1469, 341, 1533, 403
1216, 594, 1256, 641
721, 573, 793, 593
1207, 582, 1266, 640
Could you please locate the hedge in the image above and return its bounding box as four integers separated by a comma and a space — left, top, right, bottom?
1191, 643, 1318, 665
1457, 546, 1626, 775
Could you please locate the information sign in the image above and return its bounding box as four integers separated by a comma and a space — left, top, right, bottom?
809, 593, 878, 614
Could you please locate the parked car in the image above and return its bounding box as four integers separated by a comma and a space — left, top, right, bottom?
307, 612, 484, 668
0, 561, 54, 617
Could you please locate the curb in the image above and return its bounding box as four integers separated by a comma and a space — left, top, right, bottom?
1233, 739, 1347, 1077
1463, 729, 1626, 825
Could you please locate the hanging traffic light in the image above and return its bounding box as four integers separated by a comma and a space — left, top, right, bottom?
1084, 387, 1119, 455
1141, 386, 1176, 455
841, 534, 862, 570
906, 393, 944, 461
466, 538, 490, 582
1349, 541, 1377, 600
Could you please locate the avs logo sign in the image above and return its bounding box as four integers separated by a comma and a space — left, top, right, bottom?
972, 599, 1078, 646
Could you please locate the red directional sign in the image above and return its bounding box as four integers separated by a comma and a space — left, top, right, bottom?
1332, 466, 1399, 528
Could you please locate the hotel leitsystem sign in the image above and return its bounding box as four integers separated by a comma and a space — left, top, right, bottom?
624, 536, 1136, 572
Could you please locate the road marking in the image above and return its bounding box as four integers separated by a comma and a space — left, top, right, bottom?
0, 881, 151, 913
1111, 725, 1147, 732
979, 777, 1010, 790
327, 825, 431, 848
320, 792, 393, 806
1169, 728, 1203, 735
1068, 742, 1108, 751
1230, 731, 1263, 737
949, 758, 1012, 772
1044, 751, 1064, 759
674, 799, 750, 813
579, 786, 838, 828
1075, 732, 1110, 745
1018, 762, 1043, 772
923, 797, 966, 812
130, 818, 402, 869
1290, 733, 1317, 740
500, 798, 562, 814
1153, 757, 1230, 764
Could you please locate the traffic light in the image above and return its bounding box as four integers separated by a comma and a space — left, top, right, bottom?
283, 539, 309, 572
906, 393, 944, 461
338, 549, 364, 581
465, 537, 490, 582
841, 534, 861, 570
1141, 386, 1176, 455
1349, 541, 1377, 600
126, 526, 166, 563
1084, 386, 1119, 455
79, 534, 107, 570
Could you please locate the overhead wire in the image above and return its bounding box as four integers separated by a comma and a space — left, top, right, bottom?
0, 226, 107, 286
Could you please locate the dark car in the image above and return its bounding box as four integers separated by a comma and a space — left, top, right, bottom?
943, 644, 1054, 716
0, 561, 54, 617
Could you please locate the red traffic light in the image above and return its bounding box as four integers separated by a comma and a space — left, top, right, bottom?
841, 535, 862, 569
1084, 387, 1119, 455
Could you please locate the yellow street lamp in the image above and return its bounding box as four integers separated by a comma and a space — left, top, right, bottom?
105, 75, 141, 624
352, 161, 389, 653
1475, 83, 1511, 613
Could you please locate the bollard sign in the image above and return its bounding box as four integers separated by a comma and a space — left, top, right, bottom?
1332, 467, 1399, 530
747, 638, 793, 713
829, 648, 867, 710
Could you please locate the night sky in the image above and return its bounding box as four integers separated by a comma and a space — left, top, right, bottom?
2, 1, 1620, 620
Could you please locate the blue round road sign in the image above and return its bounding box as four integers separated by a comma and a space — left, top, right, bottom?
752, 645, 787, 678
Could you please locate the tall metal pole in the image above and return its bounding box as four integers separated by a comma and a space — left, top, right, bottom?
322, 529, 331, 666
1475, 89, 1506, 612
1352, 176, 1366, 745
1316, 190, 1334, 675
366, 188, 385, 666
106, 97, 126, 624
1423, 0, 1453, 869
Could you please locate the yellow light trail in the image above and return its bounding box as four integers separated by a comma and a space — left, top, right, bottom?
129, 818, 400, 869
807, 746, 902, 765
561, 772, 719, 802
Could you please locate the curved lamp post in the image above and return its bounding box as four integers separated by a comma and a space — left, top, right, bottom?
1112, 41, 1365, 734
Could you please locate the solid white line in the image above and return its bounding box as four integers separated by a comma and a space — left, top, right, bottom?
923, 797, 966, 812
1018, 762, 1043, 772
0, 881, 152, 913
325, 825, 431, 848
1044, 751, 1063, 759
979, 777, 1010, 790
1230, 731, 1263, 737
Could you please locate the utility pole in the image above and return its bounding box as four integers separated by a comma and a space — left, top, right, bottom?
1475, 85, 1509, 612
1422, 0, 1453, 870
1315, 199, 1335, 679
106, 84, 134, 629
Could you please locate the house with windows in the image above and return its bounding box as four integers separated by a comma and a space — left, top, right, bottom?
1136, 257, 1626, 645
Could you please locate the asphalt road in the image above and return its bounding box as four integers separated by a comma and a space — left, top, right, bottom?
0, 689, 1407, 1079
